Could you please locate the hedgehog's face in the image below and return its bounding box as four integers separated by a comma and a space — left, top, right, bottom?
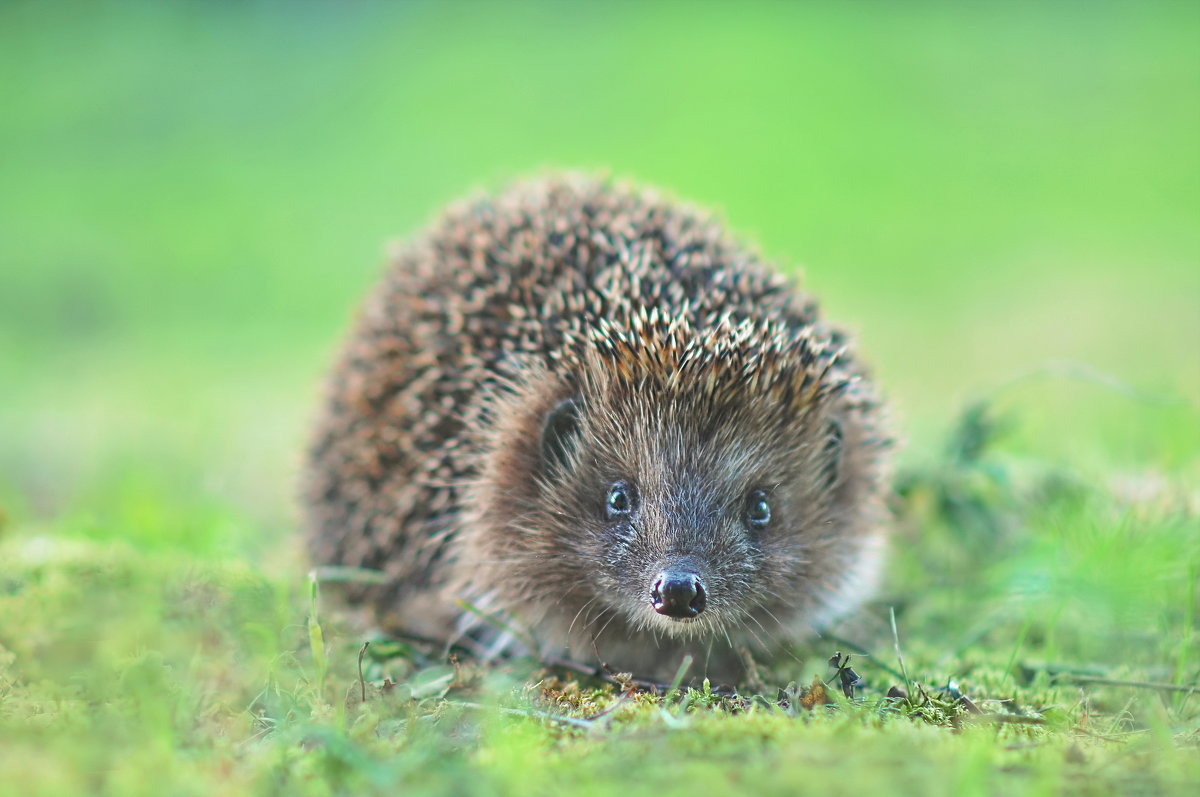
508, 374, 884, 647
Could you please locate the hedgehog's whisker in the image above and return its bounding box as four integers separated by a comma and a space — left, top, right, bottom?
592, 608, 621, 644
567, 595, 600, 640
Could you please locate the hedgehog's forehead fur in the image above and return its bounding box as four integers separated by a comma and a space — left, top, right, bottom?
566, 306, 851, 417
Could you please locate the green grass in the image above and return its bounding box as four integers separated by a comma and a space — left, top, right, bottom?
1, 1, 1198, 794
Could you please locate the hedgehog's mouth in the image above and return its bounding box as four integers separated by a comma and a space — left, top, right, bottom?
639, 607, 719, 640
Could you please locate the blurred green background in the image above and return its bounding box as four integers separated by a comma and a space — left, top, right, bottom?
2, 0, 1197, 550
2, 3, 1200, 793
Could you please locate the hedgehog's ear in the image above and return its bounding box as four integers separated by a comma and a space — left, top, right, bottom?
819, 418, 844, 492
541, 397, 584, 474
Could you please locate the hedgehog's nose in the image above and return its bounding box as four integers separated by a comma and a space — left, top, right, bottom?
650, 571, 707, 618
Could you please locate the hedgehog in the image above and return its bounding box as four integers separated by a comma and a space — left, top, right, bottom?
303, 175, 892, 682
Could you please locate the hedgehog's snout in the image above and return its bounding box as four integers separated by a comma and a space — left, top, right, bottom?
649, 570, 707, 619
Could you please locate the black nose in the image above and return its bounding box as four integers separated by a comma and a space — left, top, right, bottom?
650, 571, 707, 618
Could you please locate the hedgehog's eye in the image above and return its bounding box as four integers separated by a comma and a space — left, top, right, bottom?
820, 419, 844, 492
605, 481, 635, 520
745, 489, 771, 530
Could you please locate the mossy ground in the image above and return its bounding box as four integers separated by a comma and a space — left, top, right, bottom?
2, 2, 1197, 795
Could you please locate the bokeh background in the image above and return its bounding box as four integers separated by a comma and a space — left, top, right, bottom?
2, 4, 1200, 792
2, 0, 1197, 557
